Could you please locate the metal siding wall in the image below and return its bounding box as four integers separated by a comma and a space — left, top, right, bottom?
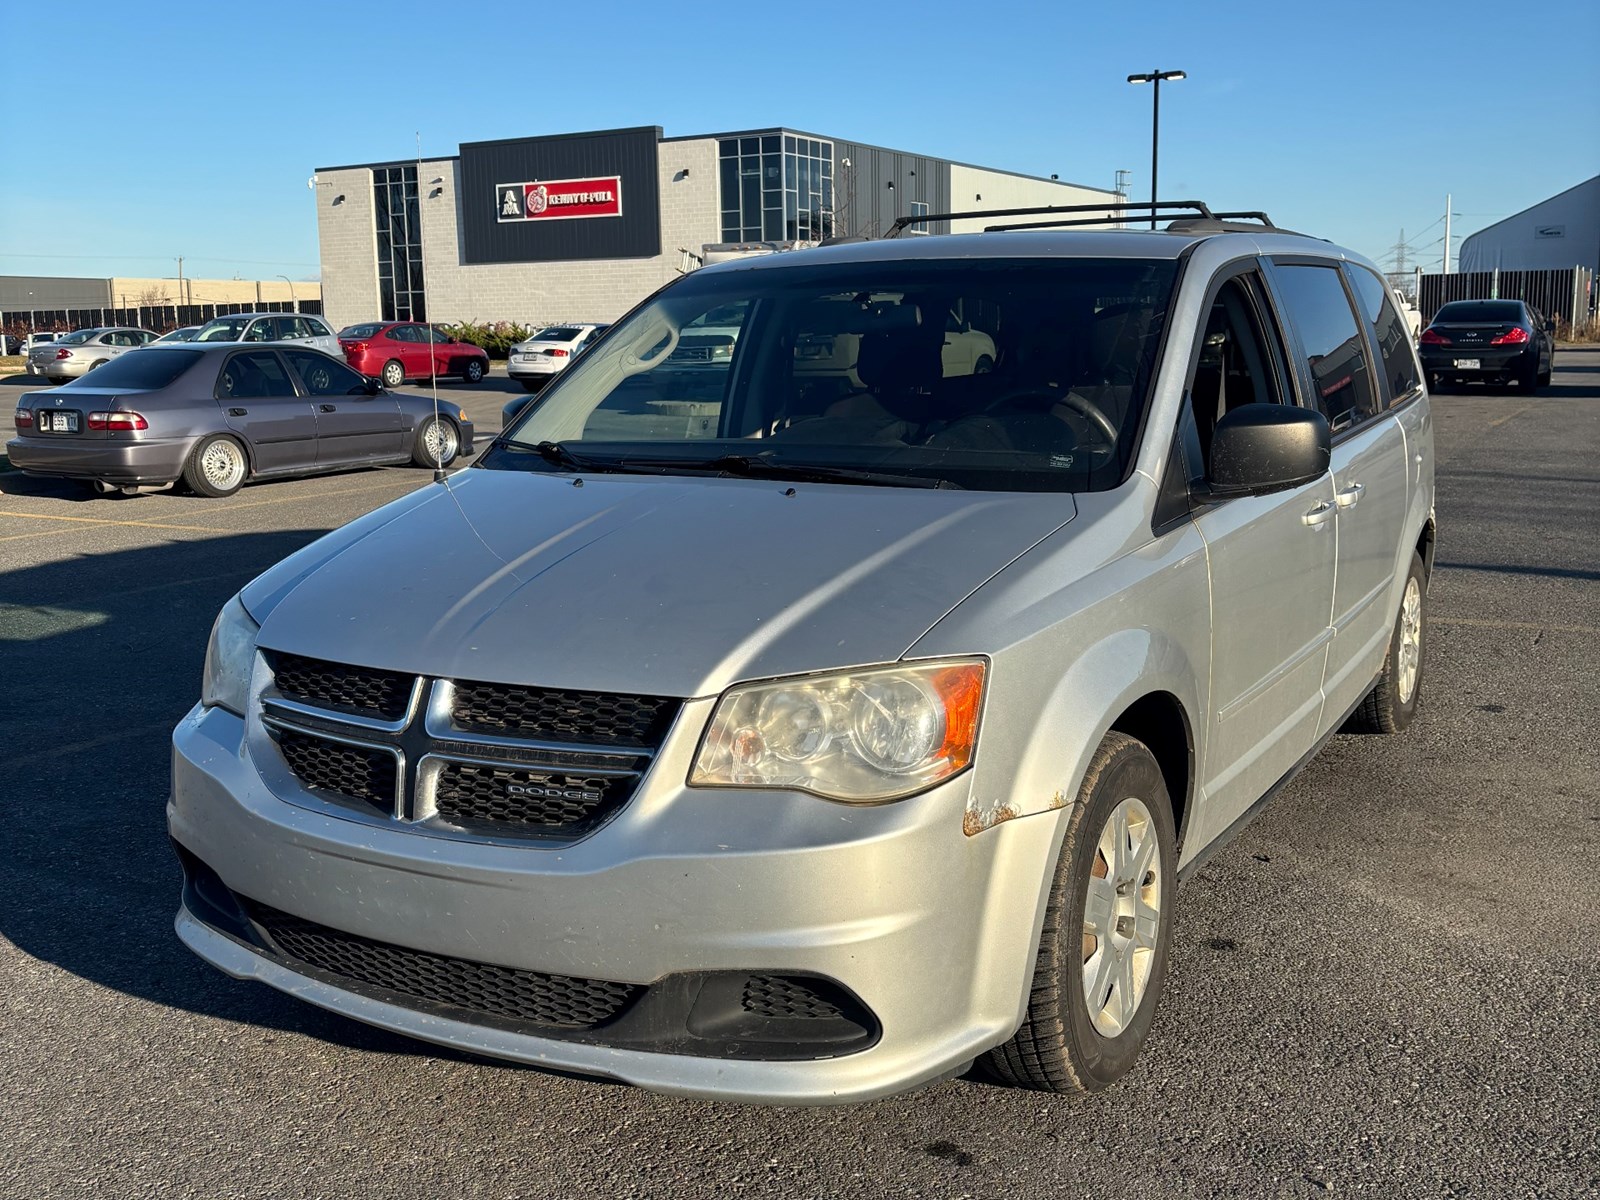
1418, 267, 1595, 326
459, 127, 663, 264
834, 143, 951, 237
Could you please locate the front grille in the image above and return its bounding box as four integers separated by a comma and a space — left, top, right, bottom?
243, 900, 642, 1029
740, 975, 849, 1021
268, 651, 412, 721
433, 763, 630, 832
451, 682, 676, 746
275, 729, 395, 815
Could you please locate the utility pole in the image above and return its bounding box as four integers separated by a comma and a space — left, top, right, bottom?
1442, 195, 1451, 276
176, 256, 185, 314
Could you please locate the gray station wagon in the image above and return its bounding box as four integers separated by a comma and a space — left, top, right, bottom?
169, 203, 1435, 1104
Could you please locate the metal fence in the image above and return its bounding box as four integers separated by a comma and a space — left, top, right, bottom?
1, 298, 324, 342
1417, 266, 1594, 329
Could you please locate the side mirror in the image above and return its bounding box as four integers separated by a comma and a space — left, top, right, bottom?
364, 375, 383, 395
1208, 404, 1330, 498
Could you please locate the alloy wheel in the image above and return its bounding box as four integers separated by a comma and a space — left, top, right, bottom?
201, 439, 245, 492
1081, 796, 1162, 1038
1397, 576, 1423, 704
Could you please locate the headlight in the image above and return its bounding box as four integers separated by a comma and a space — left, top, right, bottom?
201, 594, 260, 716
690, 660, 985, 803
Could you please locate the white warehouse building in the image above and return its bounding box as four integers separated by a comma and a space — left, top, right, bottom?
312, 125, 1121, 332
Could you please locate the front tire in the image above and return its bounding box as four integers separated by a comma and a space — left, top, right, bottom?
982, 732, 1176, 1093
461, 359, 485, 384
412, 415, 460, 468
381, 359, 406, 388
182, 434, 248, 498
1343, 551, 1427, 734
1517, 355, 1539, 394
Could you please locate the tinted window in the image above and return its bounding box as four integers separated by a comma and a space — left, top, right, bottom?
497, 258, 1178, 493
284, 349, 366, 396
1434, 300, 1524, 323
389, 325, 420, 343
1349, 268, 1421, 404
305, 317, 332, 337
1188, 275, 1286, 475
1272, 264, 1378, 430
64, 349, 201, 390
340, 324, 383, 339
219, 351, 295, 398
532, 327, 584, 341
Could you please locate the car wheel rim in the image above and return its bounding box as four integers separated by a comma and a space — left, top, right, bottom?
1081, 795, 1161, 1039
1397, 576, 1423, 704
384, 364, 402, 385
201, 441, 244, 491
423, 420, 457, 463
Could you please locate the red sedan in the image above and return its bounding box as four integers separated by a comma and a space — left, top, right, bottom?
338, 322, 489, 387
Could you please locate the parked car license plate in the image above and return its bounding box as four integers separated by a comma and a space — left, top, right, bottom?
42, 411, 78, 432
1453, 358, 1480, 370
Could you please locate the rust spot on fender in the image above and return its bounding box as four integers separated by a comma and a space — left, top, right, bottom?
1049, 790, 1070, 810
963, 802, 1021, 837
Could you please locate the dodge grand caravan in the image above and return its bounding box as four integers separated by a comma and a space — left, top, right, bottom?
170, 204, 1435, 1104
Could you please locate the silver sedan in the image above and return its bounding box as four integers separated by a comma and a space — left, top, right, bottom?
7, 342, 474, 497
27, 326, 158, 380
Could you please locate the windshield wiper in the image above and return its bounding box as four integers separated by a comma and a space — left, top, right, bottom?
494, 440, 624, 473
691, 453, 961, 490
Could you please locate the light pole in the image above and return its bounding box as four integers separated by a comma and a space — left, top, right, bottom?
276, 274, 297, 313
1127, 69, 1186, 229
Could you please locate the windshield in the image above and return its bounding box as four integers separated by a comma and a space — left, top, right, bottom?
56, 349, 201, 390
489, 257, 1177, 492
156, 327, 198, 342
340, 323, 383, 339
1434, 301, 1524, 323
194, 318, 249, 342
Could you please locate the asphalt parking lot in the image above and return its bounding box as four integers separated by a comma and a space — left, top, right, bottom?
2, 352, 1597, 1199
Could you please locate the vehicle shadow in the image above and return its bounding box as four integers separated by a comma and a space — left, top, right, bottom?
0, 529, 477, 1063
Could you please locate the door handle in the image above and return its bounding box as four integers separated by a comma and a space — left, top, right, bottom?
1302, 501, 1334, 528
227, 407, 247, 416
319, 403, 337, 413
1335, 483, 1365, 509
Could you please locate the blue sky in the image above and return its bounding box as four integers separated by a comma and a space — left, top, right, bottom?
2, 0, 1595, 286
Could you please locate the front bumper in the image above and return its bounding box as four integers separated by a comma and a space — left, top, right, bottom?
168, 702, 1063, 1103
5, 434, 194, 484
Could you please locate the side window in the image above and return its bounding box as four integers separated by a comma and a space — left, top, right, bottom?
1348, 267, 1421, 405
1271, 264, 1379, 432
284, 349, 366, 396
305, 317, 332, 338
390, 325, 419, 343
242, 320, 273, 343
1187, 274, 1287, 476
273, 317, 302, 341
218, 351, 296, 399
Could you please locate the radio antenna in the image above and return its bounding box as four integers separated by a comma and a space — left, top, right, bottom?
417, 130, 446, 484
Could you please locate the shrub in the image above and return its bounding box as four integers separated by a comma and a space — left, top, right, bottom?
438, 320, 540, 359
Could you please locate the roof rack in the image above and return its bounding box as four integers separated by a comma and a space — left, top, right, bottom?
885, 200, 1287, 237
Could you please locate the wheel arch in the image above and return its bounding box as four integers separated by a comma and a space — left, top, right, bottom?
1107, 691, 1194, 856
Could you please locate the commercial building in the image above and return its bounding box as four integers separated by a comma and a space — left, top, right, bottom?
1459, 175, 1600, 275
313, 125, 1120, 332
0, 274, 321, 338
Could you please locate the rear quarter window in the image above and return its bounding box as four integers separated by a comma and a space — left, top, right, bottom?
1349, 267, 1422, 404
1271, 263, 1380, 432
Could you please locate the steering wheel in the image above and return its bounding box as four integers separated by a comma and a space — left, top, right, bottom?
983, 384, 1120, 465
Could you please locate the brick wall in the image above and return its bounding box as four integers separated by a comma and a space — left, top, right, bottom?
313, 169, 380, 331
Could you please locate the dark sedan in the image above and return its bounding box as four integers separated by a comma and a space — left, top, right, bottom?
1419, 299, 1555, 393
7, 343, 473, 498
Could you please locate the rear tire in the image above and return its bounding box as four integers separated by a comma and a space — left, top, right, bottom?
519, 379, 542, 393
412, 416, 460, 468
89, 359, 108, 372
981, 732, 1176, 1093
181, 434, 248, 498
381, 359, 405, 388
461, 359, 485, 384
1343, 551, 1427, 734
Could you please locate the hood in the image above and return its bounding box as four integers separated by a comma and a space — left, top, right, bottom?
245, 468, 1075, 698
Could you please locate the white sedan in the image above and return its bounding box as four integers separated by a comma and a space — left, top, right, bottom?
507, 324, 608, 392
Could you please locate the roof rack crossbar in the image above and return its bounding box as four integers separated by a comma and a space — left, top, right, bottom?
1209, 210, 1275, 226
984, 214, 1164, 232
886, 199, 1216, 237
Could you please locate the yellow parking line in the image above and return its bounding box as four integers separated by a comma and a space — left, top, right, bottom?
1486, 404, 1534, 429
0, 510, 223, 536
1433, 616, 1598, 636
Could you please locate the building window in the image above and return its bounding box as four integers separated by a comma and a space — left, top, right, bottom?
907, 200, 930, 234
373, 165, 426, 322
720, 133, 832, 244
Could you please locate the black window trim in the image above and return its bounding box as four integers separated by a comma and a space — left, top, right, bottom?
1152, 254, 1303, 534
1260, 254, 1384, 444
1341, 262, 1425, 415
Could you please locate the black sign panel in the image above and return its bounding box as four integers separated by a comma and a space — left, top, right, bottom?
460, 127, 662, 264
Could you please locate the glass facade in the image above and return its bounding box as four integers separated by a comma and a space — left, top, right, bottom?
719, 132, 833, 243
373, 165, 426, 321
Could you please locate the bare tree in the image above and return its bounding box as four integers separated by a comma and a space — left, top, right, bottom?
136, 284, 172, 307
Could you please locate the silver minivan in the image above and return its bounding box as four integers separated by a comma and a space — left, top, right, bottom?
170, 207, 1435, 1104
